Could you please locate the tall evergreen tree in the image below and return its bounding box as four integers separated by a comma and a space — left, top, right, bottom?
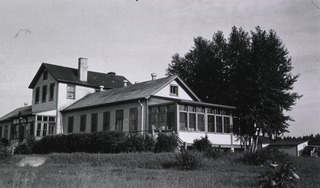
167, 26, 301, 152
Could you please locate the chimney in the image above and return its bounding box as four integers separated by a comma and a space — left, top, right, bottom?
151, 73, 157, 80
24, 102, 28, 107
123, 80, 128, 86
78, 58, 88, 82
100, 85, 104, 91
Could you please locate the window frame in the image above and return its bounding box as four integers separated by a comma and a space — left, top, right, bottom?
115, 110, 124, 131
35, 87, 40, 104
49, 83, 55, 101
91, 113, 98, 133
170, 85, 179, 96
80, 114, 87, 132
129, 108, 138, 132
42, 85, 47, 103
67, 85, 76, 99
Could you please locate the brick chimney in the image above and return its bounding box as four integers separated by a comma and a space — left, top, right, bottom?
78, 58, 88, 82
151, 73, 157, 80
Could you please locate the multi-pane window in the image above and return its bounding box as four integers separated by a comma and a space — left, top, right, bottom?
189, 113, 196, 131
91, 113, 98, 132
49, 83, 55, 101
129, 108, 138, 132
149, 105, 176, 131
68, 116, 74, 133
179, 112, 187, 130
208, 115, 215, 132
42, 85, 47, 102
224, 117, 231, 133
36, 123, 41, 136
198, 114, 205, 131
216, 116, 223, 133
35, 87, 40, 104
43, 123, 48, 136
48, 123, 55, 135
67, 85, 75, 99
170, 85, 178, 96
80, 115, 87, 132
103, 112, 110, 131
115, 110, 123, 131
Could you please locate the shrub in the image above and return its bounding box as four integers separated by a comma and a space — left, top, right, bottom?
154, 133, 178, 153
118, 134, 146, 152
0, 145, 11, 161
14, 136, 36, 154
175, 151, 201, 170
258, 162, 299, 188
240, 149, 291, 166
0, 138, 9, 147
192, 136, 212, 152
33, 131, 126, 154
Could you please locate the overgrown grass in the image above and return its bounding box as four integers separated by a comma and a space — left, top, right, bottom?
0, 152, 319, 188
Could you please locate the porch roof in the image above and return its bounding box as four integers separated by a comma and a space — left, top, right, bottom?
0, 105, 32, 122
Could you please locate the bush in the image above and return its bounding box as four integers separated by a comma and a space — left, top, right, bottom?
240, 149, 291, 166
33, 131, 126, 154
175, 151, 201, 170
192, 136, 212, 152
258, 162, 299, 188
0, 145, 11, 161
154, 133, 178, 153
14, 136, 36, 154
118, 134, 147, 152
0, 138, 9, 147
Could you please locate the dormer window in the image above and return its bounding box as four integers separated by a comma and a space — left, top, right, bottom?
67, 85, 75, 99
170, 85, 178, 96
43, 70, 48, 80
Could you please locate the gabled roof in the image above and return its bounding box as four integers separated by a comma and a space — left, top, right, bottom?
0, 106, 32, 122
269, 140, 309, 146
63, 75, 201, 112
28, 63, 131, 89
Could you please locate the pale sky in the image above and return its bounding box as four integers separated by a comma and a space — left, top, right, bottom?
0, 0, 319, 136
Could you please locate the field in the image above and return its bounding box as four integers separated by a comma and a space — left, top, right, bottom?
0, 152, 319, 188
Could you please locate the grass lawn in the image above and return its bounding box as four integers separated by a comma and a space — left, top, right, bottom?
0, 152, 319, 188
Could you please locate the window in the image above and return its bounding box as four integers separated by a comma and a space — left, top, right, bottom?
91, 113, 98, 132
42, 85, 47, 102
43, 123, 48, 136
36, 123, 41, 136
103, 112, 110, 131
115, 110, 123, 131
67, 85, 75, 99
198, 114, 205, 131
4, 125, 8, 139
43, 70, 48, 80
149, 105, 176, 131
35, 87, 40, 104
180, 112, 187, 130
48, 123, 55, 135
224, 117, 231, 133
189, 113, 196, 131
216, 116, 223, 133
0, 126, 2, 138
68, 116, 74, 133
208, 115, 215, 132
49, 83, 55, 101
129, 108, 138, 132
170, 85, 178, 96
80, 115, 87, 132
11, 124, 18, 139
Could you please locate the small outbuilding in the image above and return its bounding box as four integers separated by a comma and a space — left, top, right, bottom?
268, 140, 309, 157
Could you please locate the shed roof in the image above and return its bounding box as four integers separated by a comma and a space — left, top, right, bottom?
28, 63, 131, 89
63, 75, 202, 112
269, 140, 308, 146
0, 106, 32, 122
